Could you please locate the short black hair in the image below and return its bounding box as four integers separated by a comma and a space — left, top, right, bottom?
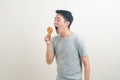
56, 10, 74, 29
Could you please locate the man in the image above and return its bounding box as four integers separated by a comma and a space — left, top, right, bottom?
44, 10, 90, 80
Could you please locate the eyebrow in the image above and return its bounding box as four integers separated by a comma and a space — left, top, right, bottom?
54, 17, 61, 20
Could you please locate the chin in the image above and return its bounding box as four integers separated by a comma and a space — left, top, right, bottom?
56, 32, 60, 34
56, 30, 61, 35
56, 30, 59, 34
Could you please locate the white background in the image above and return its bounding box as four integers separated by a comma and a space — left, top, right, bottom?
0, 0, 120, 80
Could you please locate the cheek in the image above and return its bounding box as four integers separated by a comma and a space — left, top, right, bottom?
59, 27, 65, 32
58, 22, 65, 30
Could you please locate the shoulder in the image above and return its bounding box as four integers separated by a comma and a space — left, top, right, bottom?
72, 33, 83, 41
51, 35, 60, 46
73, 33, 85, 45
52, 35, 60, 41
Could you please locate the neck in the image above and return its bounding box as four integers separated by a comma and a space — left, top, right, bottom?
60, 30, 73, 38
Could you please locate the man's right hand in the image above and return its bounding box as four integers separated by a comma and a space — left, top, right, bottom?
44, 34, 52, 45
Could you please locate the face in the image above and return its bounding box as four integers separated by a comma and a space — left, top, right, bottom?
54, 14, 69, 34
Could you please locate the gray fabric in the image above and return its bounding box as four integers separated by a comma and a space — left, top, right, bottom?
52, 33, 87, 80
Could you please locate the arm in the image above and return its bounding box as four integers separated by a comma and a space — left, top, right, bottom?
82, 56, 90, 80
44, 35, 55, 65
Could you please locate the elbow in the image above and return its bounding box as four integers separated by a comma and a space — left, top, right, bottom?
46, 59, 53, 65
46, 52, 54, 65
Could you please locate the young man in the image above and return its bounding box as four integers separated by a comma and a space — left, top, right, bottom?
44, 10, 90, 80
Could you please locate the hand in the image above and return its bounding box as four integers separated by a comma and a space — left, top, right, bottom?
44, 34, 52, 45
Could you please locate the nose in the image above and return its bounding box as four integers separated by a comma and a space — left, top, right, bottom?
54, 20, 57, 24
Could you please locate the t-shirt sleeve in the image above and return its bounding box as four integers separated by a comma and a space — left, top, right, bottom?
76, 37, 88, 57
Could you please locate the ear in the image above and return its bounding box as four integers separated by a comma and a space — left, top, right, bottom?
65, 21, 70, 28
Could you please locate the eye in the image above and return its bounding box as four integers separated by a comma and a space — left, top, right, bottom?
57, 19, 60, 21
54, 18, 61, 22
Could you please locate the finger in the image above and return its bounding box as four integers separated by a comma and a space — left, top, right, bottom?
44, 36, 49, 41
47, 34, 51, 40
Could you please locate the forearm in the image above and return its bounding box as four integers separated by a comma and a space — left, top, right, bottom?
46, 45, 54, 64
84, 64, 90, 80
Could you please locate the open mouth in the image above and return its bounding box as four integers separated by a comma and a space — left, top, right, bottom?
55, 26, 58, 30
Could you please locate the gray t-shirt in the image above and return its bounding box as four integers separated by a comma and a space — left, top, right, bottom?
52, 33, 87, 80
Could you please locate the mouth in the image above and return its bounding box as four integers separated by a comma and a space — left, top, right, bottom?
55, 26, 58, 30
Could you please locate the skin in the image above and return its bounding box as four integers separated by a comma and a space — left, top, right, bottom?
44, 13, 90, 80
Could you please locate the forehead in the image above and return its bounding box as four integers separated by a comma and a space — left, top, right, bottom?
54, 14, 64, 19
